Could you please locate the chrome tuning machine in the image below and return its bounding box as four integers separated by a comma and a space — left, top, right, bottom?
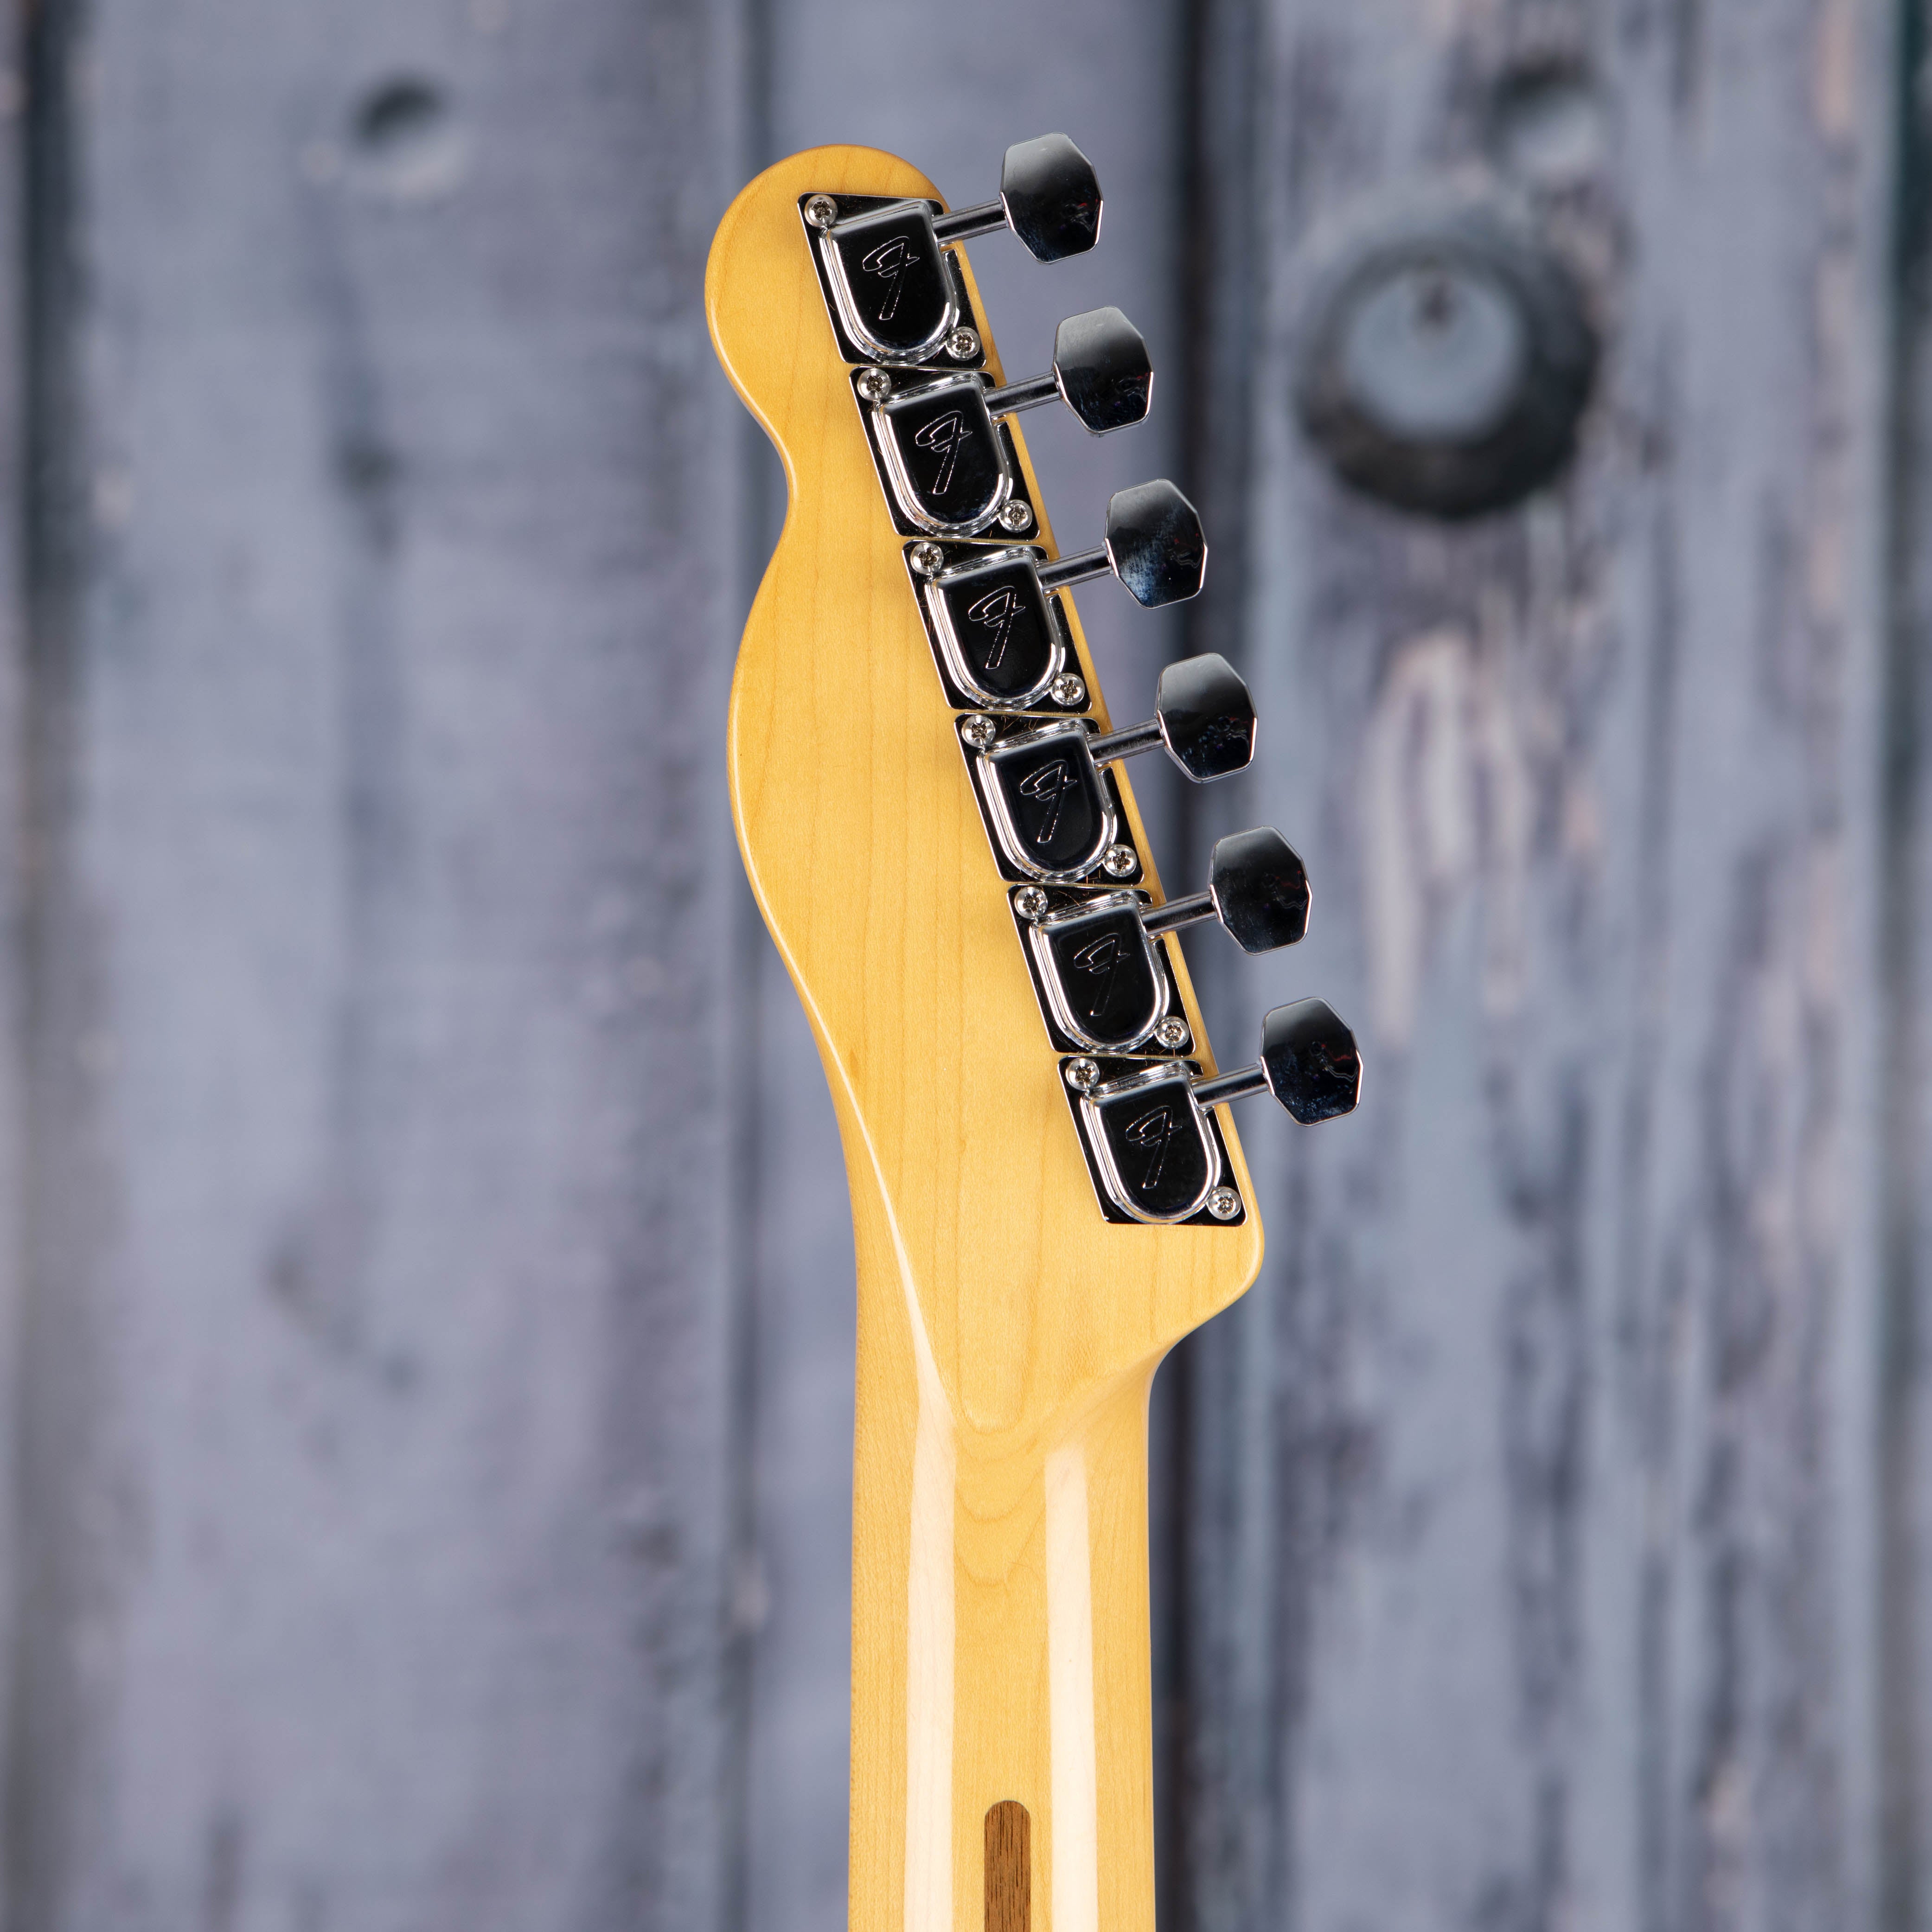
1190, 999, 1362, 1124
963, 653, 1255, 883
804, 134, 1101, 367
1142, 827, 1310, 952
1013, 829, 1309, 1055
858, 307, 1153, 537
1036, 478, 1207, 608
931, 133, 1103, 260
908, 480, 1206, 710
1065, 1000, 1362, 1225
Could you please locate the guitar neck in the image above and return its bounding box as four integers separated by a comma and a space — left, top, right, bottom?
849, 1197, 1157, 1932
708, 136, 1357, 1932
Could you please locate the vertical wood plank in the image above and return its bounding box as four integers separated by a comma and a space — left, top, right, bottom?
1181, 3, 1893, 1930
1885, 2, 1932, 1924
0, 11, 32, 1932
4, 3, 752, 1925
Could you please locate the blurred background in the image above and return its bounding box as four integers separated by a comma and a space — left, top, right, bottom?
0, 0, 1918, 1928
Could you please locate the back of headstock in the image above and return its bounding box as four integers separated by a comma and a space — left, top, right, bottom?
707, 140, 1358, 1932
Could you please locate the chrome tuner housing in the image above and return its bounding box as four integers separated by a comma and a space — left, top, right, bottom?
1021, 889, 1171, 1054
921, 546, 1063, 708
867, 371, 1013, 537
973, 718, 1116, 882
1078, 1062, 1222, 1226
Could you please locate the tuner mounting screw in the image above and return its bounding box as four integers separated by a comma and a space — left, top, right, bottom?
960, 715, 998, 749
909, 541, 945, 577
1101, 844, 1138, 879
855, 367, 891, 402
1065, 1058, 1101, 1092
998, 500, 1035, 534
1155, 1016, 1190, 1050
947, 326, 981, 361
1012, 886, 1049, 921
1207, 1186, 1242, 1221
1049, 672, 1086, 707
804, 194, 839, 229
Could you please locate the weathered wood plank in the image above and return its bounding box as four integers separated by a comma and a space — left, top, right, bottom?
1180, 5, 1892, 1930
4, 3, 751, 1924
1883, 5, 1932, 1926
0, 12, 32, 1932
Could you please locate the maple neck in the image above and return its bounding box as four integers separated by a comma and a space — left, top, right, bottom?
704, 141, 1354, 1932
848, 1212, 1156, 1932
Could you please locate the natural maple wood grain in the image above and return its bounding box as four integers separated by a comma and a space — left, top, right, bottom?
707, 147, 1263, 1932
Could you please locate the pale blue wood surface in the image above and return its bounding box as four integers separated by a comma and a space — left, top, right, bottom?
6, 2, 751, 1924
1179, 5, 1897, 1931
0, 2, 1915, 1930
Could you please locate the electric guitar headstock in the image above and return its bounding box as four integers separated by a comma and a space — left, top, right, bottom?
708, 139, 1357, 1932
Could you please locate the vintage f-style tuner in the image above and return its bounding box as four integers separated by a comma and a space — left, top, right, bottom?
803, 134, 1101, 365
859, 307, 1153, 536
908, 480, 1206, 709
1014, 829, 1309, 1054
964, 653, 1255, 881
1065, 999, 1362, 1224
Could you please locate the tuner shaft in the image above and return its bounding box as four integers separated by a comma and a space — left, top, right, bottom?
1087, 717, 1165, 763
1035, 545, 1111, 594
1142, 889, 1215, 937
932, 198, 1006, 244
1191, 1065, 1270, 1109
985, 371, 1062, 416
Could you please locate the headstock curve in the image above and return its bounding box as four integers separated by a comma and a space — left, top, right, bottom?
706, 144, 1355, 1437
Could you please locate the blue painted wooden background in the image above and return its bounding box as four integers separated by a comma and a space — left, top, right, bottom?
0, 2, 1922, 1930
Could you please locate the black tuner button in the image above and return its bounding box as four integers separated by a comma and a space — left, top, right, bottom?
985, 307, 1154, 436
1153, 653, 1256, 779
1037, 480, 1206, 609
1052, 307, 1153, 433
928, 133, 1104, 261
1209, 829, 1310, 950
1194, 998, 1362, 1126
998, 134, 1103, 261
1142, 828, 1310, 953
1256, 999, 1361, 1123
1105, 479, 1204, 604
1087, 653, 1255, 781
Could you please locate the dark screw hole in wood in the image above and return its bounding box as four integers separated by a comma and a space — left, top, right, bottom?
346, 74, 467, 201
354, 77, 446, 152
